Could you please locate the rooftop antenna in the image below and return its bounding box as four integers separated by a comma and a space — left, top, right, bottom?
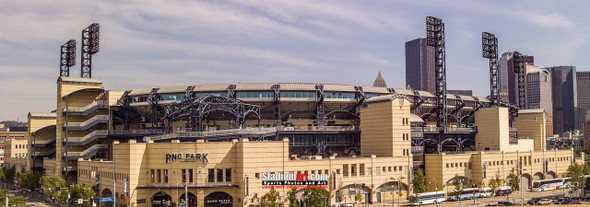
59, 39, 76, 77
482, 32, 500, 106
81, 23, 100, 78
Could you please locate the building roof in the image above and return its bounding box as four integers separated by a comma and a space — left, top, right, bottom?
372, 71, 387, 88
518, 108, 545, 114
28, 112, 56, 118
57, 76, 102, 84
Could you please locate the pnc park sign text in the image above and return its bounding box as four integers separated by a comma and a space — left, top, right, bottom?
165, 153, 209, 163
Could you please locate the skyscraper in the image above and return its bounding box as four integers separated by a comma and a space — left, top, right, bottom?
501, 52, 534, 106
526, 68, 553, 136
546, 66, 577, 135
405, 38, 435, 93
576, 71, 590, 130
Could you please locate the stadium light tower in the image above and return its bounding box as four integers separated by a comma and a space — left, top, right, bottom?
426, 16, 447, 131
512, 51, 526, 109
81, 23, 100, 78
482, 32, 500, 106
59, 39, 76, 77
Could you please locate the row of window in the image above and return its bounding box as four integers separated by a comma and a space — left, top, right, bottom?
149, 168, 233, 184
0, 135, 25, 138
445, 156, 573, 169
207, 168, 232, 183
129, 92, 382, 103
13, 153, 26, 158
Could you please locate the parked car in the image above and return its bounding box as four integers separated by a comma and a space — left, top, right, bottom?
496, 201, 515, 206
554, 199, 568, 205
537, 199, 553, 205
568, 200, 582, 205
527, 197, 540, 205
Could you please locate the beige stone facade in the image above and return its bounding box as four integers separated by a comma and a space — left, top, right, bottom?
24, 77, 586, 207
4, 138, 29, 175
424, 149, 583, 192
77, 138, 415, 207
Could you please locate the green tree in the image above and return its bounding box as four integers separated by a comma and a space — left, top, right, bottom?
40, 176, 66, 201
304, 187, 329, 207
259, 187, 279, 207
508, 168, 520, 191
1, 166, 16, 186
412, 168, 427, 194
0, 188, 28, 207
69, 183, 95, 206
287, 186, 298, 207
355, 188, 363, 203
19, 170, 41, 197
452, 174, 463, 201
335, 180, 343, 203
566, 162, 586, 198
489, 173, 500, 196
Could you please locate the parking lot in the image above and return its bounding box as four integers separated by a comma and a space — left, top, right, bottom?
371, 189, 584, 206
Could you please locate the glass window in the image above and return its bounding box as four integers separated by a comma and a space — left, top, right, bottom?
236, 92, 274, 99
164, 169, 168, 183
217, 169, 223, 182
226, 168, 231, 182
189, 169, 194, 183
157, 169, 161, 183
195, 93, 227, 97
182, 169, 187, 183
280, 92, 316, 98
208, 169, 214, 182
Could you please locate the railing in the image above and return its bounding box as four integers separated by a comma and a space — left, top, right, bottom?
66, 130, 108, 145
276, 126, 358, 132
63, 144, 108, 159
32, 139, 56, 146
63, 166, 76, 173
63, 100, 107, 114
110, 129, 163, 135
145, 127, 278, 142
64, 115, 109, 130
415, 126, 476, 133
33, 148, 56, 157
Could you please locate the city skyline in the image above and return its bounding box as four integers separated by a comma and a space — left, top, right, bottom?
2, 0, 590, 121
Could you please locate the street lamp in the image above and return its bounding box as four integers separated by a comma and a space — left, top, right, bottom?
390, 176, 405, 207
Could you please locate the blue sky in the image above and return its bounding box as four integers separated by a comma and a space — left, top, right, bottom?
1, 0, 589, 121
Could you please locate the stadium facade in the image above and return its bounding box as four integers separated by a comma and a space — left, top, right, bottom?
16, 76, 584, 207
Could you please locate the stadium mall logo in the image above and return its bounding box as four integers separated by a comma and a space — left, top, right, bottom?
261, 172, 328, 189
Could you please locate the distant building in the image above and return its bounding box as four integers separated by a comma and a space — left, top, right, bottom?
373, 71, 387, 87
405, 38, 435, 93
503, 52, 534, 106
526, 68, 553, 136
0, 127, 28, 166
547, 66, 578, 135
447, 90, 472, 96
576, 71, 590, 130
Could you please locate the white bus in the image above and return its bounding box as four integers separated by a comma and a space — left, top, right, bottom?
477, 187, 493, 198
532, 178, 566, 192
447, 188, 479, 201
408, 191, 446, 205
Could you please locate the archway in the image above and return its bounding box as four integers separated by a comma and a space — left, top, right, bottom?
337, 184, 373, 204
101, 189, 113, 207
521, 174, 531, 191
152, 192, 173, 207
101, 188, 112, 197
533, 172, 544, 181
547, 171, 556, 179
446, 176, 469, 188
204, 191, 232, 207
375, 181, 408, 203
179, 192, 198, 207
